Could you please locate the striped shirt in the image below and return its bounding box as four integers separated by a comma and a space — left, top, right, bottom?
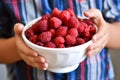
0, 0, 120, 80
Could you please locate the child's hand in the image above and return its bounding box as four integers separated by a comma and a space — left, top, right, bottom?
84, 9, 110, 57
14, 23, 48, 70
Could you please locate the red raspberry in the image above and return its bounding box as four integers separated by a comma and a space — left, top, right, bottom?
57, 44, 65, 48
56, 26, 68, 37
89, 25, 96, 34
67, 28, 78, 38
80, 21, 88, 29
54, 36, 65, 45
41, 14, 51, 20
59, 10, 70, 23
38, 19, 48, 32
83, 28, 90, 38
83, 38, 89, 42
49, 29, 56, 38
50, 17, 62, 29
83, 19, 93, 25
38, 31, 52, 43
65, 35, 76, 45
44, 42, 56, 48
67, 8, 75, 17
67, 17, 79, 29
78, 22, 85, 33
76, 38, 85, 45
32, 23, 40, 34
29, 35, 37, 44
66, 44, 73, 48
51, 7, 61, 17
25, 27, 34, 38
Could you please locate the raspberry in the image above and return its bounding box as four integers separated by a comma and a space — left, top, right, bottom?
67, 8, 75, 17
67, 17, 79, 28
32, 23, 40, 34
57, 44, 65, 48
66, 44, 73, 48
45, 42, 56, 48
59, 10, 70, 23
41, 14, 51, 20
76, 38, 85, 45
78, 22, 85, 33
56, 26, 68, 37
65, 35, 76, 45
25, 27, 34, 38
38, 31, 52, 43
89, 25, 96, 34
67, 28, 78, 38
80, 21, 88, 29
51, 7, 61, 17
29, 35, 37, 44
83, 28, 90, 38
49, 29, 56, 38
83, 19, 93, 25
83, 38, 89, 42
50, 17, 62, 29
38, 19, 48, 32
54, 36, 65, 45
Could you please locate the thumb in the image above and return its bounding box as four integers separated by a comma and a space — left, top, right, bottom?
84, 9, 105, 27
14, 23, 24, 37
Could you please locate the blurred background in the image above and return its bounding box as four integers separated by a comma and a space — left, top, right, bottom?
0, 49, 120, 80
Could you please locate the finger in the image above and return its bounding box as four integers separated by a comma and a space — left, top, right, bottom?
32, 62, 48, 70
34, 56, 46, 63
84, 9, 105, 26
92, 26, 105, 42
34, 57, 48, 70
20, 53, 48, 70
14, 23, 24, 36
86, 47, 101, 57
19, 52, 36, 64
86, 33, 109, 57
14, 23, 38, 57
84, 9, 102, 20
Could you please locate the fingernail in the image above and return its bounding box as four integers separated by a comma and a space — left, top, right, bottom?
18, 25, 23, 30
40, 58, 45, 63
45, 63, 48, 68
43, 68, 47, 70
43, 63, 48, 70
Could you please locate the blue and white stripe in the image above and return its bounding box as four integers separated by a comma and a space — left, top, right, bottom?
0, 0, 120, 80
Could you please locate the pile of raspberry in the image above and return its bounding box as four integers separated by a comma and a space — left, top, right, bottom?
25, 8, 96, 48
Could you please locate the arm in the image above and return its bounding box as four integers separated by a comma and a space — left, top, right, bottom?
0, 37, 21, 64
0, 1, 21, 63
106, 22, 120, 49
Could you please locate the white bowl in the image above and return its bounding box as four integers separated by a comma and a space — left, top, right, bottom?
22, 17, 93, 73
